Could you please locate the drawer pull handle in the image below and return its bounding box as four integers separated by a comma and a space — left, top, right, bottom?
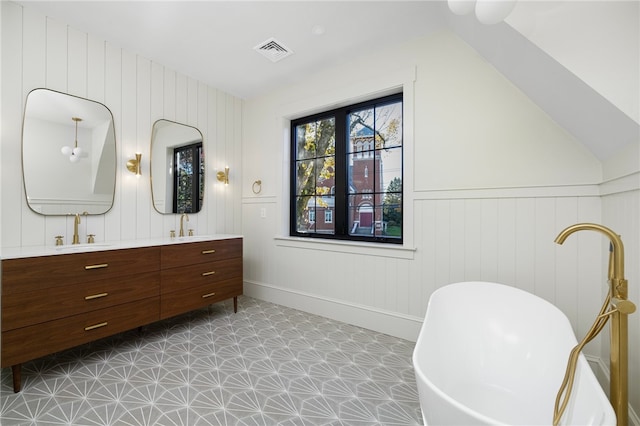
202, 292, 216, 299
84, 322, 108, 331
202, 271, 216, 277
85, 263, 109, 270
85, 292, 108, 300
202, 249, 216, 254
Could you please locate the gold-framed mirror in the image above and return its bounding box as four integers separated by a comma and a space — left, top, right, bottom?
150, 119, 204, 214
22, 89, 117, 215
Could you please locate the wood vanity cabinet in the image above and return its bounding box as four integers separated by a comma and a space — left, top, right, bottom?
1, 237, 243, 393
160, 238, 243, 319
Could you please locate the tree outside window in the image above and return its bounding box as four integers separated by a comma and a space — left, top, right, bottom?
174, 142, 204, 213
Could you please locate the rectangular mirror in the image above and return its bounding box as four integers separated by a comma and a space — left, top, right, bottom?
150, 119, 204, 214
22, 89, 117, 215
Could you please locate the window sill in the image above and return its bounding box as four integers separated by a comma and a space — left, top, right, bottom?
274, 236, 416, 260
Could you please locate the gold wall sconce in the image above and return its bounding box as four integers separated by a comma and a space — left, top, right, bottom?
126, 153, 142, 176
217, 166, 229, 185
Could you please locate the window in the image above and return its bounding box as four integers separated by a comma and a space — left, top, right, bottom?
324, 210, 333, 224
173, 142, 204, 213
291, 93, 403, 243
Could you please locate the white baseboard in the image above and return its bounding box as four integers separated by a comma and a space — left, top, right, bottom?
243, 279, 424, 342
585, 354, 640, 426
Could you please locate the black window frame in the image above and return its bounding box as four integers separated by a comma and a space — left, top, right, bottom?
290, 93, 403, 244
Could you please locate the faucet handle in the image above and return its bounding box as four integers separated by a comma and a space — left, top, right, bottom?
169, 230, 176, 238
612, 298, 637, 315
188, 229, 194, 236
87, 234, 95, 244
55, 235, 64, 246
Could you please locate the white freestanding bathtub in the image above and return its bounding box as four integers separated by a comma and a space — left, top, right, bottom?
412, 281, 616, 425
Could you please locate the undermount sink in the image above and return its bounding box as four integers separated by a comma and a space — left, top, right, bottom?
175, 235, 213, 242
55, 243, 112, 252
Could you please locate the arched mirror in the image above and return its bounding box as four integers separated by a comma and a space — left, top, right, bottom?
150, 119, 204, 214
22, 89, 117, 215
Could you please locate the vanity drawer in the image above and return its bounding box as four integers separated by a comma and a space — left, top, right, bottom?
1, 296, 159, 368
2, 271, 160, 331
161, 238, 242, 269
160, 258, 242, 294
160, 278, 241, 319
2, 247, 160, 294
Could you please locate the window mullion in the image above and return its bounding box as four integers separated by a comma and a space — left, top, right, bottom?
334, 111, 347, 236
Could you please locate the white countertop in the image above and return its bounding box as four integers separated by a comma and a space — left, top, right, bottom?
0, 234, 243, 260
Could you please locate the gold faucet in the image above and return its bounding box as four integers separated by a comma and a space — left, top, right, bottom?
179, 213, 189, 237
554, 223, 635, 426
72, 213, 81, 245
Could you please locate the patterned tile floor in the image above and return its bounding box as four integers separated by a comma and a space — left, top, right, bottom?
1, 297, 423, 425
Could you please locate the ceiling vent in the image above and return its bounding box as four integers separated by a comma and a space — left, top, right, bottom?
254, 37, 293, 63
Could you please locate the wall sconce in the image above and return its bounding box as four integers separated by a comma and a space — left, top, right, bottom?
127, 153, 142, 176
217, 166, 229, 185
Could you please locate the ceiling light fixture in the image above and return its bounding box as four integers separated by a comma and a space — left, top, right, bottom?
448, 0, 517, 25
61, 117, 83, 162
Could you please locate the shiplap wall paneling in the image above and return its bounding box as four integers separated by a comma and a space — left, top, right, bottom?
135, 56, 152, 240
104, 41, 123, 243
120, 49, 137, 241
149, 61, 165, 237
21, 8, 47, 247
205, 87, 219, 234
232, 97, 243, 235
45, 17, 66, 91
496, 198, 517, 286
86, 35, 108, 243
1, 2, 23, 248
160, 67, 178, 235
67, 27, 86, 97
195, 81, 208, 235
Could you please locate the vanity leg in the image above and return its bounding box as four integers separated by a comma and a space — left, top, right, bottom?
12, 364, 22, 393
233, 296, 238, 313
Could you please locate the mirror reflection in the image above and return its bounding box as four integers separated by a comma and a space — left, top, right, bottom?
150, 120, 204, 214
22, 89, 117, 215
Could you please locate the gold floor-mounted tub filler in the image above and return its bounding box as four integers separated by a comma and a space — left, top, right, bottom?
554, 223, 636, 426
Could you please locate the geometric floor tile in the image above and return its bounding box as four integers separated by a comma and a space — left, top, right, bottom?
0, 296, 423, 425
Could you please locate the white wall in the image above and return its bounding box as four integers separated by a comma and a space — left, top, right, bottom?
241, 30, 640, 419
0, 1, 242, 249
507, 0, 640, 124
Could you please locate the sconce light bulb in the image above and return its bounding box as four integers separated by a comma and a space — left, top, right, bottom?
69, 154, 80, 163
61, 146, 72, 156
73, 147, 83, 156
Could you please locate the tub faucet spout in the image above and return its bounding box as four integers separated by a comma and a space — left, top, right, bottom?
555, 223, 625, 297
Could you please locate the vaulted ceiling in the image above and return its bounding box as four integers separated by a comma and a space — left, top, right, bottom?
14, 1, 639, 161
